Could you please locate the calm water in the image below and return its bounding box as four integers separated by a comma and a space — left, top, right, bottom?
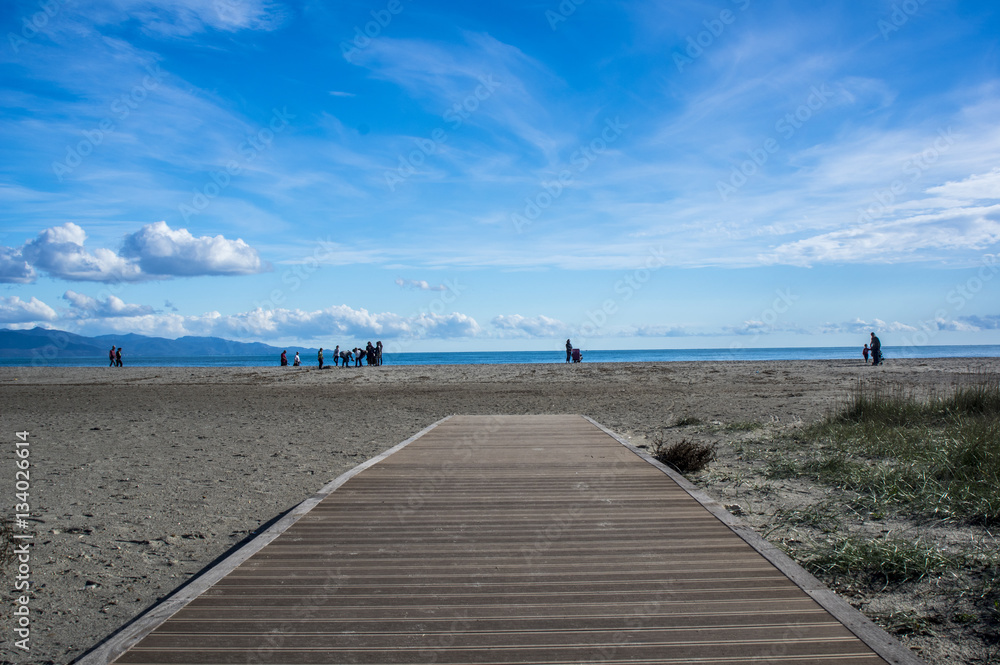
4, 345, 1000, 368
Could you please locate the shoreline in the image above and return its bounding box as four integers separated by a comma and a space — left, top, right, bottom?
1, 357, 997, 663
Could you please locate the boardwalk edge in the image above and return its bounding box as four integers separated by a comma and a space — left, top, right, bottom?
582, 415, 927, 665
72, 415, 454, 665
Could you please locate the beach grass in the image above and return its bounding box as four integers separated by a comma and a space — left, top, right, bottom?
797, 371, 1000, 525
789, 534, 966, 586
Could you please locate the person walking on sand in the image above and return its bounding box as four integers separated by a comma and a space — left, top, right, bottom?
566, 339, 572, 363
870, 333, 882, 366
318, 347, 324, 369
109, 345, 116, 367
293, 351, 301, 366
115, 347, 123, 367
333, 345, 340, 366
376, 340, 383, 366
863, 344, 870, 364
280, 350, 288, 366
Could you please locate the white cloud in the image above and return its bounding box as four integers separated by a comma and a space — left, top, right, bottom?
395, 278, 446, 291
491, 314, 569, 338
87, 0, 290, 36
926, 168, 1000, 202
12, 222, 269, 282
21, 223, 144, 282
68, 304, 482, 342
120, 221, 270, 277
759, 206, 1000, 266
62, 291, 156, 318
0, 247, 36, 284
0, 296, 58, 324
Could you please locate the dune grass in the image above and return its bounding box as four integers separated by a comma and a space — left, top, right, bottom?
799, 370, 1000, 525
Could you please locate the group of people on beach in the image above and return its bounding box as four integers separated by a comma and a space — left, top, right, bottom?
282, 341, 383, 368
863, 332, 883, 365
108, 345, 123, 367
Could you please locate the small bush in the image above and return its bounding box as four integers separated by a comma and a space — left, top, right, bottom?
651, 437, 717, 474
673, 415, 702, 427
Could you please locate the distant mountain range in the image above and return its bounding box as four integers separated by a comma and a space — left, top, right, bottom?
0, 327, 308, 358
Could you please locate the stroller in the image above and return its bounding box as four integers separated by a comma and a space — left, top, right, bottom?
571, 348, 582, 363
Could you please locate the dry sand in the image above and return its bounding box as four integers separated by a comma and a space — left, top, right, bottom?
1, 357, 997, 664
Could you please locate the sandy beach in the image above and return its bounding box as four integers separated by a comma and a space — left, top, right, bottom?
1, 357, 997, 664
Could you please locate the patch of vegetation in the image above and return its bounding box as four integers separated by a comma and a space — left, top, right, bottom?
650, 436, 717, 474
770, 500, 843, 533
789, 534, 964, 587
673, 415, 702, 427
802, 371, 1000, 525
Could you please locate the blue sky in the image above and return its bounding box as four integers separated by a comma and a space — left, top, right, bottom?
2, 0, 999, 353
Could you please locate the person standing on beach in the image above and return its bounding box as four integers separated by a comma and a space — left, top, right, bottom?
109, 345, 116, 367
863, 344, 870, 364
870, 333, 882, 366
566, 339, 572, 363
376, 341, 383, 366
318, 347, 324, 369
115, 347, 123, 367
293, 351, 301, 366
280, 350, 287, 366
333, 345, 340, 366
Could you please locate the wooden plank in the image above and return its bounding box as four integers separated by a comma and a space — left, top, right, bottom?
89, 414, 922, 665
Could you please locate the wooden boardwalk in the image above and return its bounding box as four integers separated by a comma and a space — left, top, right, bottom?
91, 415, 921, 665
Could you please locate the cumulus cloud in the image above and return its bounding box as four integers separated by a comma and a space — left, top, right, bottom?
0, 247, 35, 284
9, 222, 269, 283
395, 278, 447, 291
67, 304, 482, 342
21, 223, 143, 282
120, 221, 270, 277
63, 291, 156, 318
0, 296, 58, 323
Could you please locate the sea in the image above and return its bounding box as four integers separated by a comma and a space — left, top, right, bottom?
4, 345, 1000, 368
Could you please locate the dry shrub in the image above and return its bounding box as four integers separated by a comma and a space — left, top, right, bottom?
651, 436, 716, 474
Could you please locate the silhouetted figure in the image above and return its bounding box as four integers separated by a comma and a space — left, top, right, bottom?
870, 333, 882, 366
